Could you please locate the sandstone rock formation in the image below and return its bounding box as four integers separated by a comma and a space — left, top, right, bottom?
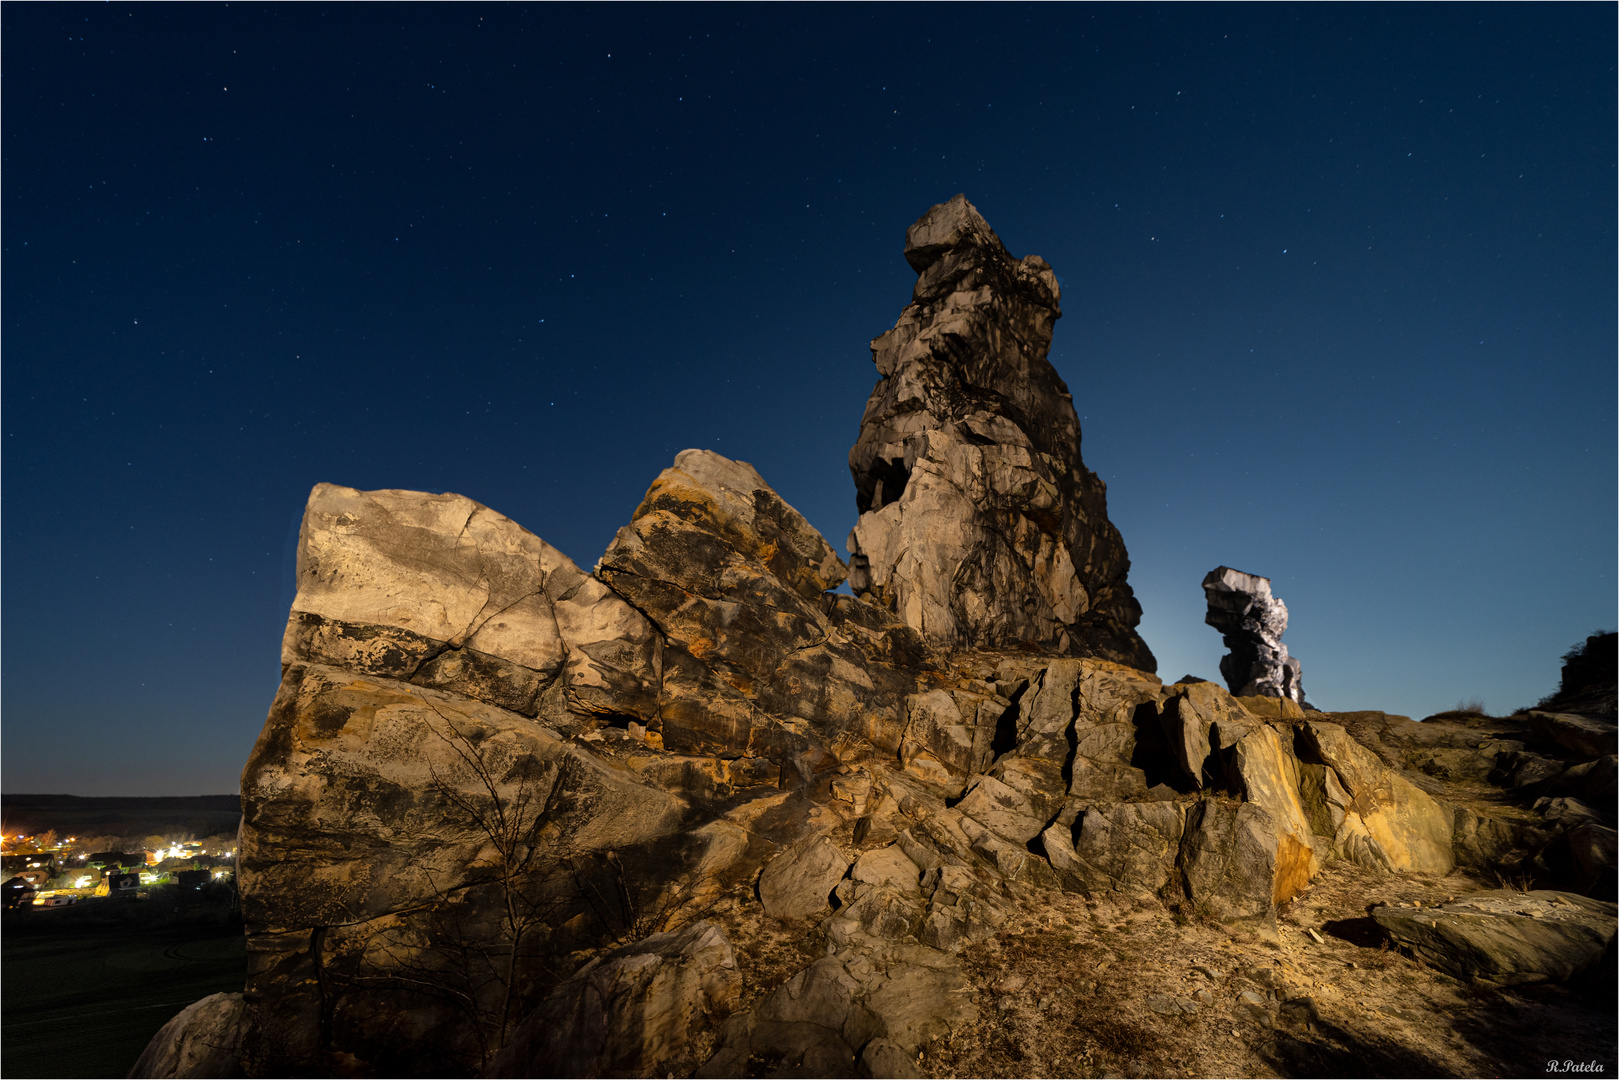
127, 992, 244, 1079
1203, 566, 1307, 704
846, 194, 1153, 670
485, 921, 740, 1078
1372, 890, 1617, 983
136, 198, 1618, 1080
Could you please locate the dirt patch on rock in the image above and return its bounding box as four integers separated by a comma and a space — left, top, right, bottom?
921, 860, 1616, 1079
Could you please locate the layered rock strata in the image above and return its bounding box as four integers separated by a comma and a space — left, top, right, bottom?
847, 194, 1153, 670
1203, 565, 1307, 704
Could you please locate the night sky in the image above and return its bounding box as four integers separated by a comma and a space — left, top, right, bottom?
5, 5, 1614, 796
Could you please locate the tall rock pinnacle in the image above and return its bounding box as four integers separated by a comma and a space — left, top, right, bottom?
847, 194, 1154, 670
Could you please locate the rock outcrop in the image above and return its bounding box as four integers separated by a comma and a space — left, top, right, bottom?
135, 198, 1618, 1080
127, 992, 244, 1079
1533, 630, 1617, 719
231, 455, 950, 1077
1203, 566, 1307, 704
1372, 890, 1617, 983
846, 194, 1153, 670
485, 921, 740, 1078
594, 449, 930, 763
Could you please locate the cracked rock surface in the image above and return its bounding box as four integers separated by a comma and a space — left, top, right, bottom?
1203, 565, 1308, 705
847, 194, 1153, 670
139, 198, 1616, 1080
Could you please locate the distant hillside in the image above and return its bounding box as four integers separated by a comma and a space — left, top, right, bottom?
0, 794, 241, 838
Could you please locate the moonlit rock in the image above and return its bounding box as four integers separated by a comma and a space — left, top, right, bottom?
1202, 565, 1308, 705
846, 194, 1154, 670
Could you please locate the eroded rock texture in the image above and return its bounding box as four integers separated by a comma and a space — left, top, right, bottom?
847, 194, 1153, 670
141, 198, 1618, 1080
230, 454, 965, 1078
1203, 566, 1307, 704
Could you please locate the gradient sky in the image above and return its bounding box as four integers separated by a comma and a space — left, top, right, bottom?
5, 5, 1614, 796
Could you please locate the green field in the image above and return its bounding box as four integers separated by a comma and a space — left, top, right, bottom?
2, 900, 247, 1078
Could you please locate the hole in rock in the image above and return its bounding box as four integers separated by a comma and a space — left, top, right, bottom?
1130, 702, 1196, 793
857, 456, 912, 514
1207, 724, 1243, 796
1291, 726, 1326, 766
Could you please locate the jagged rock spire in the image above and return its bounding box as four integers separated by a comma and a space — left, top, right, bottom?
847, 194, 1154, 670
1202, 565, 1307, 704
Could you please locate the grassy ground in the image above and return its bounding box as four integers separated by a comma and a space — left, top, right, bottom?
2, 891, 246, 1079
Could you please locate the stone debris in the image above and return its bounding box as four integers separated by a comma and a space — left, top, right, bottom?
1202, 565, 1308, 705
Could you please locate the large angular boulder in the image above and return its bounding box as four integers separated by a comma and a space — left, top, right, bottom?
1157, 679, 1258, 789
284, 483, 661, 722
597, 449, 929, 761
1178, 800, 1293, 921
1044, 801, 1186, 898
1297, 721, 1454, 874
759, 835, 853, 922
1227, 725, 1320, 901
846, 194, 1153, 670
127, 992, 244, 1079
1202, 566, 1306, 705
1372, 891, 1617, 983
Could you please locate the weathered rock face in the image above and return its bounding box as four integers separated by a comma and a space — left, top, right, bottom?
140, 199, 1619, 1080
284, 483, 662, 722
1203, 566, 1307, 704
232, 461, 942, 1078
595, 449, 933, 763
485, 921, 740, 1078
1372, 890, 1617, 983
128, 992, 244, 1079
846, 194, 1154, 670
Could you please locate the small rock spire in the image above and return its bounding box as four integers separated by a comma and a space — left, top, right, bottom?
1202, 566, 1307, 704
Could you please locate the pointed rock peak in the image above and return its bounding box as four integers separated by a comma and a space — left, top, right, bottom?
849, 198, 1152, 671
618, 447, 847, 601
903, 193, 1007, 272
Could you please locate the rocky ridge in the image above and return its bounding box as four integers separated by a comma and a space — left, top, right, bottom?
134, 198, 1616, 1079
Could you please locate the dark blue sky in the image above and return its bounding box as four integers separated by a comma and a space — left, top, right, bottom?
5, 4, 1614, 795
